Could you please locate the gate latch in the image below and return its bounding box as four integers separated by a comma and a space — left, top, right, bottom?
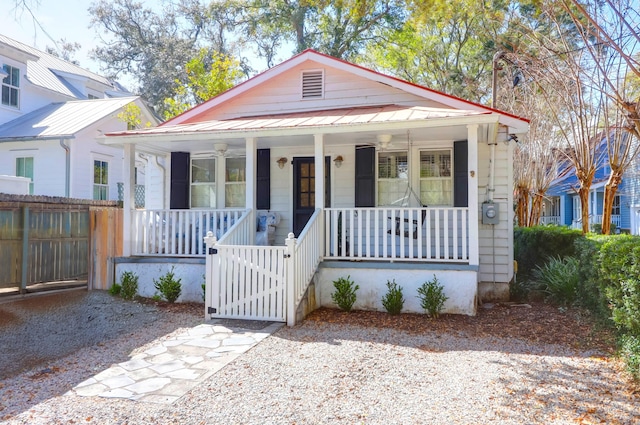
207, 307, 217, 314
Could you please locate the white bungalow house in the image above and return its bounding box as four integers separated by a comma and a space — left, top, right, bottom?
104, 50, 529, 324
0, 34, 159, 201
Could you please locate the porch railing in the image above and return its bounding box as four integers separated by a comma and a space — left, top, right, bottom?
217, 209, 253, 245
324, 207, 469, 262
572, 214, 621, 230
287, 209, 322, 325
132, 209, 245, 257
540, 216, 561, 225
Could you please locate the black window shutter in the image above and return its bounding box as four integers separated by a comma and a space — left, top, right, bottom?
453, 140, 468, 207
256, 148, 270, 210
170, 152, 190, 209
355, 145, 375, 207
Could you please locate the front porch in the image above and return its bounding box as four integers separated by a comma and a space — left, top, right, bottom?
116, 204, 475, 325
130, 206, 470, 263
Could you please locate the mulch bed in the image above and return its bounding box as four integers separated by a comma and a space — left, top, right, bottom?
306, 303, 617, 353
144, 298, 616, 352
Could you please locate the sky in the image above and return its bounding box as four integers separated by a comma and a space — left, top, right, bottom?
3, 1, 107, 72
1, 0, 161, 90
1, 1, 272, 92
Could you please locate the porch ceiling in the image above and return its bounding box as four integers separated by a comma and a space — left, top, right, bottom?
102, 104, 500, 154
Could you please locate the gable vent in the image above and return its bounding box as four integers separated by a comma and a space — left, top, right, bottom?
302, 70, 324, 99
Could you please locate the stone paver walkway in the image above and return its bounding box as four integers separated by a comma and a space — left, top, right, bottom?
72, 321, 283, 404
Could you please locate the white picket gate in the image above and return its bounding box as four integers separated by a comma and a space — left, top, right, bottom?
206, 244, 288, 321
203, 211, 322, 325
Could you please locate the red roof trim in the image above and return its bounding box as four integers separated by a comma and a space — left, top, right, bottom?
300, 49, 529, 123
162, 49, 529, 127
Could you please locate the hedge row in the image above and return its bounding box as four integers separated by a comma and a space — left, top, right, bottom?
515, 226, 640, 380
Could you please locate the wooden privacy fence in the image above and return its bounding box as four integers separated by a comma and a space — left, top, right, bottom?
0, 195, 122, 294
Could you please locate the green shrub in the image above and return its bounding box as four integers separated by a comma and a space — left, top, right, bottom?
153, 267, 182, 303
109, 283, 121, 296
620, 334, 640, 381
514, 226, 582, 284
331, 275, 359, 312
417, 275, 448, 318
599, 235, 640, 287
119, 271, 139, 300
381, 280, 404, 315
574, 236, 609, 319
609, 279, 640, 335
533, 256, 580, 305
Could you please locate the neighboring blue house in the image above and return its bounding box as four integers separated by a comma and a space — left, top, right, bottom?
544, 132, 636, 234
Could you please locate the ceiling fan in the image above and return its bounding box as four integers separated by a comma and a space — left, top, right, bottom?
356, 133, 407, 151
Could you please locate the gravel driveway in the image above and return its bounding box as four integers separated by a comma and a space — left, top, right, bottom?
1, 290, 638, 424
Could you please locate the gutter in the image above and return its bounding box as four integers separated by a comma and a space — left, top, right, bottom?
59, 138, 70, 197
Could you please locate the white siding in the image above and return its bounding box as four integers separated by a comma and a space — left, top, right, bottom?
0, 140, 66, 196
477, 138, 513, 284
192, 60, 452, 122
70, 117, 127, 200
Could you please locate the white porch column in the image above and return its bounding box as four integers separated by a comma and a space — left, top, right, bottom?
245, 137, 257, 244
314, 134, 325, 254
314, 134, 325, 209
467, 124, 479, 267
123, 143, 135, 257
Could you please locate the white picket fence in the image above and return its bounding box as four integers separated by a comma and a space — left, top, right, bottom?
204, 210, 322, 325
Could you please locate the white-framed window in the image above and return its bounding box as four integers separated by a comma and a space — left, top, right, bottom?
419, 150, 452, 206
2, 64, 20, 108
612, 195, 621, 216
93, 160, 109, 200
191, 157, 216, 208
572, 196, 581, 221
377, 151, 409, 206
543, 197, 560, 217
15, 157, 34, 194
225, 157, 246, 208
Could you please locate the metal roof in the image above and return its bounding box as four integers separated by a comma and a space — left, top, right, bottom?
109, 104, 490, 138
0, 97, 140, 141
0, 34, 127, 99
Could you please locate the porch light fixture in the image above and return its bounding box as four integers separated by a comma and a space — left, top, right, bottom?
277, 157, 288, 169
333, 155, 344, 168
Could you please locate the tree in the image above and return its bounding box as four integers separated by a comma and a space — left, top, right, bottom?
499, 0, 614, 234
559, 0, 640, 234
163, 49, 243, 119
117, 103, 152, 129
89, 0, 240, 116
45, 39, 81, 65
236, 0, 405, 65
361, 0, 513, 102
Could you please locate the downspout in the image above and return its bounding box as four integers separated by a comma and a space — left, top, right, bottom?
60, 138, 70, 197
489, 51, 506, 202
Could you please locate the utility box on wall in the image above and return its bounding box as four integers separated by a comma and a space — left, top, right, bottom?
482, 201, 499, 225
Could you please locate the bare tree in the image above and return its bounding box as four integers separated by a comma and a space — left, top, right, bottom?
560, 0, 640, 234
511, 4, 608, 234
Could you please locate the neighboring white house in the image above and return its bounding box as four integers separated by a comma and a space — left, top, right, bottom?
104, 50, 529, 322
0, 34, 159, 200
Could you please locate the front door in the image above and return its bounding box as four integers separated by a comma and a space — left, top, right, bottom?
293, 157, 330, 236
